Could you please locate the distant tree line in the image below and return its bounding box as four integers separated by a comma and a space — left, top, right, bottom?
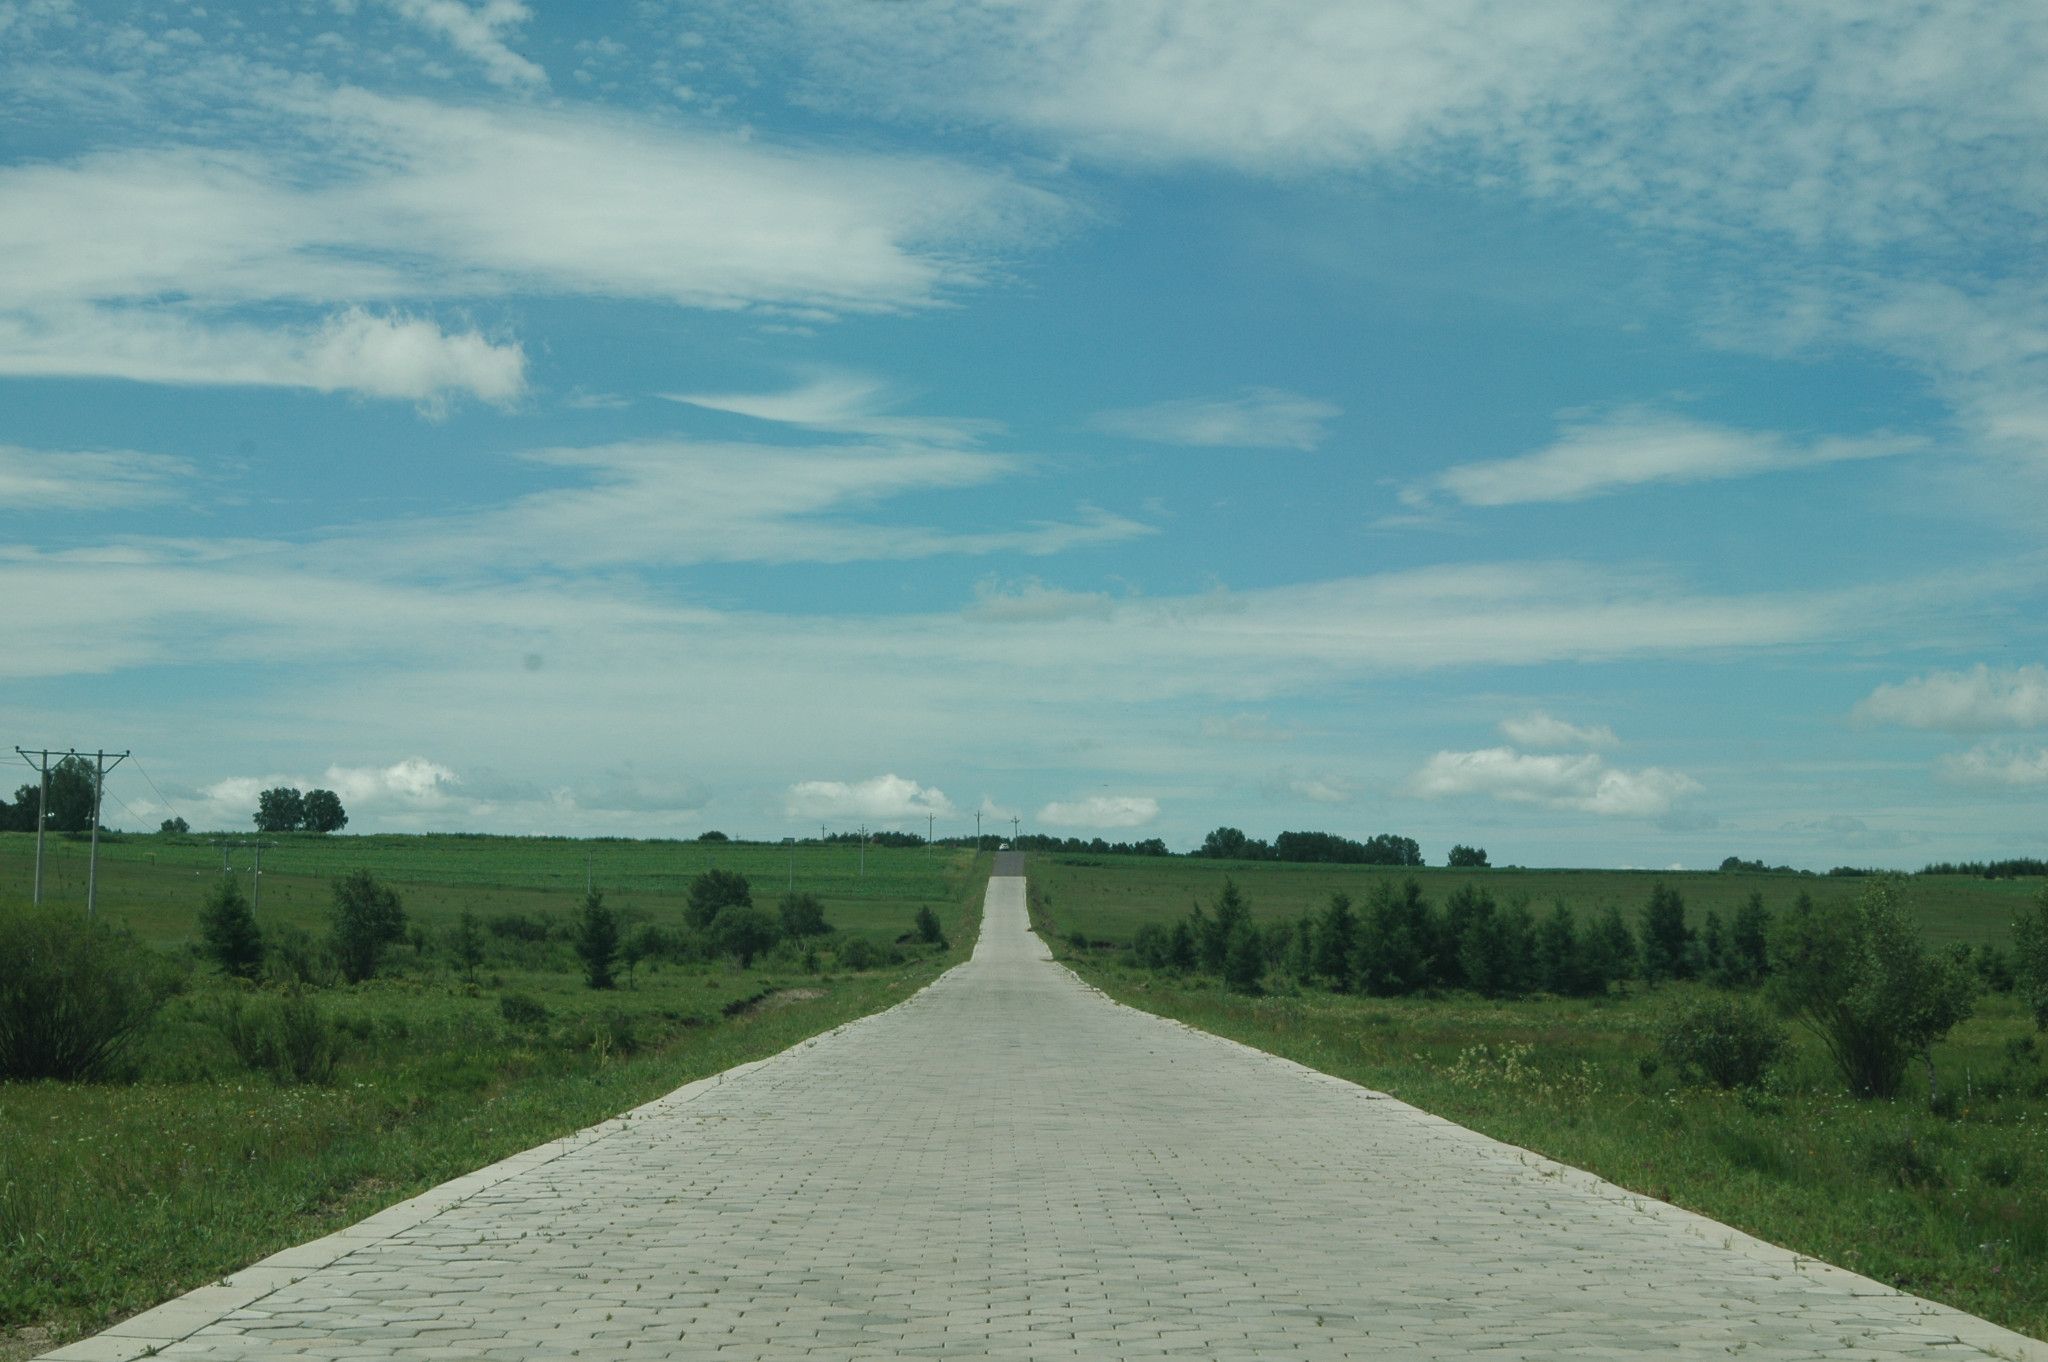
1194, 826, 1426, 866
1919, 858, 2048, 880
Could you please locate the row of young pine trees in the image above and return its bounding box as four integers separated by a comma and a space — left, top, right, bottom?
1129, 878, 1771, 997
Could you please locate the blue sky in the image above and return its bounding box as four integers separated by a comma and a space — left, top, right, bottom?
3, 0, 2046, 865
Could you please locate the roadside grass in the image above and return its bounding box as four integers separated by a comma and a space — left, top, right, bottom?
0, 843, 986, 1358
1031, 862, 2048, 1343
1033, 853, 2032, 948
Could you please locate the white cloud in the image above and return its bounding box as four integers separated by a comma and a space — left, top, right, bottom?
1286, 775, 1352, 805
1036, 794, 1160, 828
1422, 409, 1920, 507
0, 444, 192, 510
196, 758, 459, 824
785, 774, 955, 822
664, 374, 997, 445
1409, 746, 1699, 816
0, 86, 1063, 398
380, 0, 546, 88
1087, 387, 1339, 450
1202, 713, 1295, 743
1854, 664, 2048, 732
1936, 744, 2048, 788
1498, 711, 1617, 750
967, 577, 1116, 623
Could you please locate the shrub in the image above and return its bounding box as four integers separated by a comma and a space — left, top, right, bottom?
499, 992, 549, 1026
914, 905, 949, 948
2015, 888, 2048, 1032
1131, 922, 1170, 969
0, 906, 175, 1081
218, 992, 338, 1085
1223, 925, 1265, 994
198, 874, 264, 980
329, 870, 406, 983
778, 891, 831, 938
1771, 878, 1977, 1099
1657, 996, 1787, 1089
713, 905, 782, 968
1639, 882, 1690, 983
450, 911, 486, 981
837, 937, 880, 971
267, 925, 334, 987
487, 912, 551, 942
574, 891, 619, 989
686, 868, 752, 930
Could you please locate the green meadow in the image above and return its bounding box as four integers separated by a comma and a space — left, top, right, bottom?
0, 833, 987, 1358
1030, 854, 2048, 1343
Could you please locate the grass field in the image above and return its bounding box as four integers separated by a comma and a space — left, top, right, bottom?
0, 834, 989, 1358
1029, 854, 2048, 1343
1033, 854, 2034, 948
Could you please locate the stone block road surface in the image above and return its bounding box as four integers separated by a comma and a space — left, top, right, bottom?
45, 863, 2047, 1360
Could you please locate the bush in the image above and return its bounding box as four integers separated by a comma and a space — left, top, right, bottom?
713, 904, 782, 968
914, 905, 949, 948
217, 992, 338, 1085
837, 937, 880, 971
2015, 888, 2048, 1032
267, 925, 335, 987
499, 992, 549, 1026
1771, 878, 1977, 1099
0, 906, 175, 1081
1657, 996, 1787, 1089
779, 891, 832, 938
198, 874, 264, 980
686, 869, 752, 931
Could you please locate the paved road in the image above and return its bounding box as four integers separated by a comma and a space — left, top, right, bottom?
48, 869, 2046, 1360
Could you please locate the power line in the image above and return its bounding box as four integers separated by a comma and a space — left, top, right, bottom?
128, 756, 191, 830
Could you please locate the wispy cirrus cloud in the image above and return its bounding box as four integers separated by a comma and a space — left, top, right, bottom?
1937, 743, 2048, 787
1087, 387, 1339, 450
1498, 710, 1617, 750
0, 444, 194, 511
1415, 409, 1921, 507
663, 373, 999, 445
0, 82, 1065, 403
379, 0, 547, 88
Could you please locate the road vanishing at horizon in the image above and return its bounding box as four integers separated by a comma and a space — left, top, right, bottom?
44, 857, 2048, 1361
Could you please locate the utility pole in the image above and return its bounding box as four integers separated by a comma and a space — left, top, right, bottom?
14, 748, 52, 906
975, 809, 982, 849
1011, 815, 1020, 846
927, 812, 934, 858
211, 838, 277, 910
16, 747, 127, 913
786, 837, 796, 893
857, 824, 868, 878
86, 750, 128, 916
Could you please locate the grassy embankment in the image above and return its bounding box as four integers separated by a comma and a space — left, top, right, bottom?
0, 833, 987, 1358
1031, 855, 2047, 1343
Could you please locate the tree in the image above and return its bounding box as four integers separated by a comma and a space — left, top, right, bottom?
696, 829, 729, 842
575, 891, 619, 989
1587, 904, 1637, 986
159, 816, 189, 835
779, 892, 831, 938
1312, 892, 1357, 990
1639, 882, 1690, 983
2013, 887, 2048, 1032
198, 874, 265, 980
255, 786, 306, 833
451, 911, 485, 983
1447, 844, 1489, 868
1361, 833, 1423, 867
1223, 923, 1266, 993
0, 786, 34, 832
686, 868, 752, 931
1201, 880, 1251, 973
1356, 879, 1432, 997
1198, 826, 1260, 860
45, 755, 99, 833
1726, 891, 1772, 986
301, 789, 348, 833
1770, 878, 1977, 1099
713, 905, 781, 967
329, 870, 406, 984
913, 905, 948, 947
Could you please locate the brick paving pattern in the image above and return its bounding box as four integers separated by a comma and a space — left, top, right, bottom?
44, 863, 2047, 1360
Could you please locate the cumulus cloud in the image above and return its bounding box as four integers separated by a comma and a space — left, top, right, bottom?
1036, 795, 1160, 828
1854, 664, 2048, 732
1420, 409, 1920, 507
0, 444, 193, 510
1498, 711, 1618, 749
1087, 387, 1339, 450
381, 0, 547, 88
197, 758, 459, 822
785, 774, 955, 822
1409, 747, 1699, 816
1937, 743, 2048, 787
